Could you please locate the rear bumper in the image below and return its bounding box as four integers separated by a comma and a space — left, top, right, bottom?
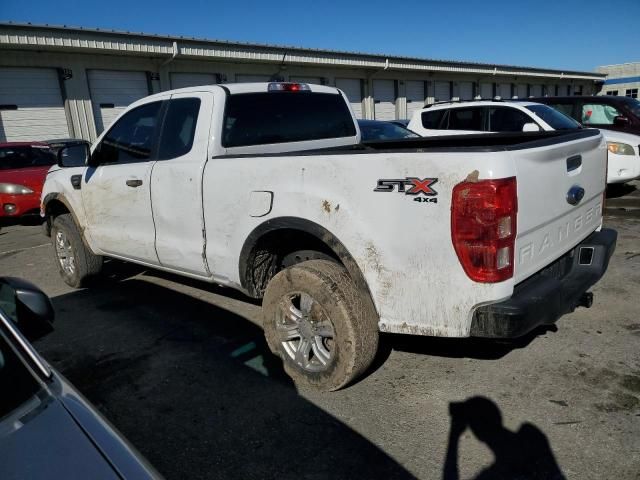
470, 228, 617, 338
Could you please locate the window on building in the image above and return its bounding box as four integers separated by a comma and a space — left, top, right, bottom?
606, 90, 619, 96
625, 89, 638, 99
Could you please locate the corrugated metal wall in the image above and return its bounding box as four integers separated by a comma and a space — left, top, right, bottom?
0, 38, 598, 141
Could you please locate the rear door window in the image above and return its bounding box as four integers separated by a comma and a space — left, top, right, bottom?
158, 98, 201, 160
581, 103, 622, 125
447, 107, 483, 131
487, 107, 533, 132
421, 110, 446, 129
222, 92, 356, 147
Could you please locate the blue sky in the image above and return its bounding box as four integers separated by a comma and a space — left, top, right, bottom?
2, 0, 639, 71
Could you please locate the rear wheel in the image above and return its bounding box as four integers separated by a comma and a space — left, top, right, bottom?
51, 214, 103, 288
262, 260, 379, 391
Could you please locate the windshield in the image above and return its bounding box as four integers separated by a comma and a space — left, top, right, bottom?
622, 97, 640, 117
0, 146, 56, 171
525, 105, 581, 130
359, 122, 420, 141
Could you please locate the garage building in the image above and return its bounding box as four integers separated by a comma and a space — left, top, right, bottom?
597, 62, 640, 98
0, 22, 606, 142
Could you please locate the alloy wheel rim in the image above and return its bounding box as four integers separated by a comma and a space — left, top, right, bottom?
55, 230, 75, 275
275, 292, 336, 373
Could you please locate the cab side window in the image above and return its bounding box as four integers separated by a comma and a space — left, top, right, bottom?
158, 98, 201, 160
421, 110, 446, 129
487, 107, 532, 132
447, 107, 483, 131
581, 103, 621, 125
93, 101, 162, 165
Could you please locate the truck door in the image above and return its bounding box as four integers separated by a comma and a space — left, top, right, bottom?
150, 92, 213, 276
82, 100, 164, 263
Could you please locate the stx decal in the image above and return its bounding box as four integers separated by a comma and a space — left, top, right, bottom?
374, 177, 438, 196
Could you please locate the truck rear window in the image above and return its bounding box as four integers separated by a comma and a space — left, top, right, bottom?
222, 92, 356, 147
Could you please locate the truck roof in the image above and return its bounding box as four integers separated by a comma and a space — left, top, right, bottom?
144, 82, 341, 99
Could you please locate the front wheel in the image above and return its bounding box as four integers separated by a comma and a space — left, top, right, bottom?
51, 214, 103, 288
262, 260, 379, 391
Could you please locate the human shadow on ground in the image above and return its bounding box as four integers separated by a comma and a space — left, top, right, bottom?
442, 396, 566, 480
38, 277, 416, 480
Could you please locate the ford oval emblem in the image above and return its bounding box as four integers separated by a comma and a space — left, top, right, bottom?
567, 185, 585, 205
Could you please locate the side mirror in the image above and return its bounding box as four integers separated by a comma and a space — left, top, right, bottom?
613, 115, 629, 127
57, 142, 90, 168
0, 277, 54, 341
522, 122, 541, 132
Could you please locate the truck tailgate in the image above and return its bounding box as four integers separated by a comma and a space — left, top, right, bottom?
513, 130, 606, 283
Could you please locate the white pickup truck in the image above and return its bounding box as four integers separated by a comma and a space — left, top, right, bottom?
41, 82, 617, 391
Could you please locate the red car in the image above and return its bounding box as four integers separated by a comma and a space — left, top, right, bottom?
0, 142, 57, 218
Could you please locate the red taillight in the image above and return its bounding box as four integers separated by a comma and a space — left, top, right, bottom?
451, 177, 518, 283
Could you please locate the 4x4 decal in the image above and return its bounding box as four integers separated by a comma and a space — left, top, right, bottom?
374, 177, 438, 203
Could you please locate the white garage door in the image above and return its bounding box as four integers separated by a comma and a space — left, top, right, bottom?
289, 76, 323, 85
405, 81, 425, 120
170, 73, 217, 89
458, 82, 474, 100
516, 84, 528, 99
235, 74, 271, 83
479, 83, 493, 99
335, 78, 363, 119
0, 67, 70, 142
498, 83, 512, 99
373, 80, 396, 120
88, 70, 149, 135
530, 84, 543, 97
434, 81, 451, 102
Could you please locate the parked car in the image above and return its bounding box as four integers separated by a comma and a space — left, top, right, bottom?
42, 82, 615, 391
358, 119, 419, 141
408, 100, 640, 184
388, 119, 410, 128
0, 277, 161, 479
526, 95, 640, 136
0, 142, 56, 218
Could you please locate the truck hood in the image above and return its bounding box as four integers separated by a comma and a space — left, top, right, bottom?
0, 166, 50, 193
594, 128, 640, 145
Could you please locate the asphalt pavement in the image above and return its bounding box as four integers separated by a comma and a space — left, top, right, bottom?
0, 183, 639, 479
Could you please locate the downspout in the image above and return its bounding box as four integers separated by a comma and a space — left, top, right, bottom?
365, 58, 390, 119
162, 41, 179, 66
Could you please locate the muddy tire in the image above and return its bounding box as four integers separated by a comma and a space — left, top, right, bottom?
51, 214, 103, 288
263, 260, 379, 391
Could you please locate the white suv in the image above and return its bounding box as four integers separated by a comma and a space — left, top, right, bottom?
408, 100, 580, 136
408, 100, 640, 184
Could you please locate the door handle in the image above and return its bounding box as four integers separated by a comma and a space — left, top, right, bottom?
126, 179, 143, 188
70, 174, 82, 190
